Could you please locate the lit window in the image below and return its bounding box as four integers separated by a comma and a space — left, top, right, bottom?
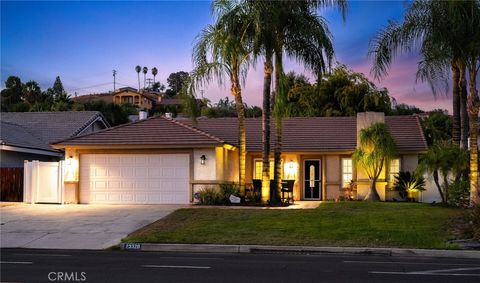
342, 158, 353, 188
389, 159, 400, 183
254, 160, 275, 180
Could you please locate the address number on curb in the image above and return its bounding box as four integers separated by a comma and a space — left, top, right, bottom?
124, 243, 142, 250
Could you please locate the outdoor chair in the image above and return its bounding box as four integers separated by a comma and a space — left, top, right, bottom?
252, 179, 262, 199
281, 180, 295, 204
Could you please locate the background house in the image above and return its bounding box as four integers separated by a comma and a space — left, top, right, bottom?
1, 111, 110, 201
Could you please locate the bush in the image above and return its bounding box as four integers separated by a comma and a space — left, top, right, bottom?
219, 183, 239, 203
196, 183, 240, 205
452, 205, 480, 241
448, 179, 470, 208
197, 187, 222, 205
392, 171, 425, 201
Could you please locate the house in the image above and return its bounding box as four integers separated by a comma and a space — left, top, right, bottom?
0, 111, 110, 168
112, 87, 157, 110
52, 112, 429, 205
73, 87, 159, 110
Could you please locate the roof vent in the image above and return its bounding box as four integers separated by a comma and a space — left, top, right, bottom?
139, 111, 148, 120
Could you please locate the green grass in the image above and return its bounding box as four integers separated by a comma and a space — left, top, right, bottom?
123, 202, 461, 249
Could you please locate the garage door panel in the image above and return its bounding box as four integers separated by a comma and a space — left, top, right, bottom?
80, 154, 190, 204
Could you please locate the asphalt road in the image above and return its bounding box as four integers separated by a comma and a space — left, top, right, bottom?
1, 249, 480, 283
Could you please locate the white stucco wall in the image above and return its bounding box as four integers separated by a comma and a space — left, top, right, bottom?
193, 148, 216, 181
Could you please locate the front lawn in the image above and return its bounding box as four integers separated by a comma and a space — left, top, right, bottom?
123, 202, 460, 249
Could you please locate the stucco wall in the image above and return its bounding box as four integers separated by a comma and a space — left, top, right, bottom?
193, 148, 216, 181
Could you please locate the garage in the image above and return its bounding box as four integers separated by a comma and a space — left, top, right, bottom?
79, 154, 190, 204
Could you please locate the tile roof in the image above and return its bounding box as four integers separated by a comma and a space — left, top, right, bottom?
56, 115, 427, 152
183, 116, 427, 152
0, 111, 109, 152
54, 116, 225, 147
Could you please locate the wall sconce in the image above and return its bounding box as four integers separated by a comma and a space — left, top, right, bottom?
200, 155, 206, 165
284, 160, 297, 180
64, 155, 77, 182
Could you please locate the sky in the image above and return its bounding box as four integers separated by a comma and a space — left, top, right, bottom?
1, 0, 452, 112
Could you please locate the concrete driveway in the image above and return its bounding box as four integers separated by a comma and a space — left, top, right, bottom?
0, 203, 184, 250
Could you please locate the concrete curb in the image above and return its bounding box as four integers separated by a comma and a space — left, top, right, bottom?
120, 243, 480, 259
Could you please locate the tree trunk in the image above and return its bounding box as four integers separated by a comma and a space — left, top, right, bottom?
443, 173, 450, 204
232, 78, 246, 197
452, 63, 461, 146
467, 66, 479, 206
459, 64, 469, 149
364, 177, 381, 201
433, 170, 446, 203
261, 56, 273, 203
137, 74, 141, 92
272, 53, 283, 204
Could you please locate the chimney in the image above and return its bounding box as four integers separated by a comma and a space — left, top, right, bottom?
139, 111, 148, 120
356, 112, 385, 148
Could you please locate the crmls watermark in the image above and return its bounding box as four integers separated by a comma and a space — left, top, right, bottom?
47, 272, 87, 282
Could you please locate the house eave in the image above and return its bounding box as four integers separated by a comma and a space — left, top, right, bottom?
0, 144, 63, 157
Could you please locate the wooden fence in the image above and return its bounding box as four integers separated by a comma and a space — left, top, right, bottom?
1, 168, 23, 202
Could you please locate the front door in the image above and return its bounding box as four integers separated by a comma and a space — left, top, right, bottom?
304, 160, 321, 200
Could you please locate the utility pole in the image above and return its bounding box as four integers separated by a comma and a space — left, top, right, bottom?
112, 70, 117, 92
146, 78, 153, 90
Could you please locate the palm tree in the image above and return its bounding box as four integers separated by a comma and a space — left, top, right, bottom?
142, 67, 148, 91
417, 141, 469, 203
241, 0, 346, 202
353, 123, 397, 201
135, 65, 141, 91
370, 0, 480, 205
369, 0, 467, 147
152, 67, 158, 84
190, 1, 253, 196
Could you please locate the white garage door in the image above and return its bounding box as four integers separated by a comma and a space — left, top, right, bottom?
80, 154, 190, 204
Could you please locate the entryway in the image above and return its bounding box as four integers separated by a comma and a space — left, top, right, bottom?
303, 159, 321, 200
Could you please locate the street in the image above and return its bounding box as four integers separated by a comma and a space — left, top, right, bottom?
1, 249, 479, 282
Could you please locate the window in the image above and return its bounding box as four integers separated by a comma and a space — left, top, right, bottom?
389, 159, 400, 183
254, 160, 275, 180
122, 96, 133, 104
342, 158, 353, 188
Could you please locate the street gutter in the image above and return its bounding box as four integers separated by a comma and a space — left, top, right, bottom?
119, 243, 480, 259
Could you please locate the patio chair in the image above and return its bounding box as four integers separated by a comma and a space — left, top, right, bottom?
281, 180, 295, 204
252, 179, 262, 199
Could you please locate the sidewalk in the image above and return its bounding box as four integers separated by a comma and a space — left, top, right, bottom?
120, 243, 480, 259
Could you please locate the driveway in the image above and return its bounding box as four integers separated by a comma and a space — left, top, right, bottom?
0, 203, 184, 250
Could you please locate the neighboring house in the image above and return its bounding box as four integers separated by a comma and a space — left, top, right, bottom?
52, 112, 429, 205
0, 111, 110, 168
113, 87, 157, 110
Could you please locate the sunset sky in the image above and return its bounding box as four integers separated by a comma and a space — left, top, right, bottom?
1, 0, 452, 112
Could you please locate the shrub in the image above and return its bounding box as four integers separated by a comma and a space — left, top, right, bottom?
197, 186, 222, 205
392, 171, 426, 201
196, 183, 240, 205
452, 205, 480, 241
219, 183, 239, 204
448, 179, 470, 208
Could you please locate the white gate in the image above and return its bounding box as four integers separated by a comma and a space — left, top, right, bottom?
24, 161, 64, 204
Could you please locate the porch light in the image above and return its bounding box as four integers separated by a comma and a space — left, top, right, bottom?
200, 155, 207, 165
284, 160, 297, 180
64, 155, 78, 182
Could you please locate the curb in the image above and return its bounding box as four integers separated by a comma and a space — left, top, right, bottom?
120, 243, 480, 259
